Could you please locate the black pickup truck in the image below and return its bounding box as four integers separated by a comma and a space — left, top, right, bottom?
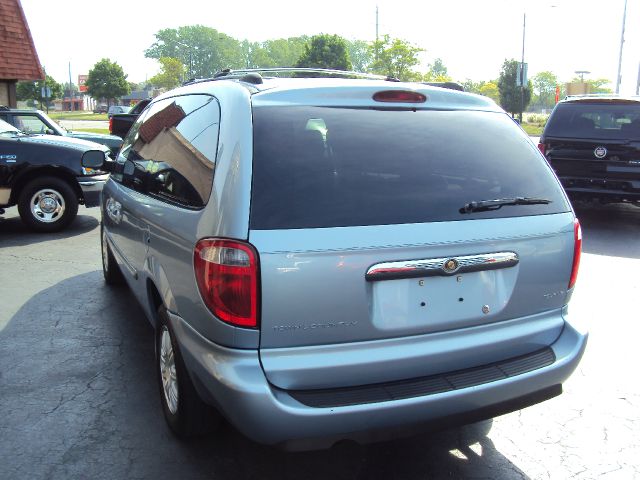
109, 99, 151, 139
0, 106, 123, 156
0, 118, 110, 232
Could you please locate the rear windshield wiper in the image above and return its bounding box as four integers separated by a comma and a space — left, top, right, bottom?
460, 197, 551, 213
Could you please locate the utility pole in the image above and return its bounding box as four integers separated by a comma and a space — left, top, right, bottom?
375, 5, 379, 44
43, 65, 48, 113
615, 0, 627, 94
375, 5, 379, 62
68, 61, 73, 111
636, 62, 640, 95
520, 12, 526, 123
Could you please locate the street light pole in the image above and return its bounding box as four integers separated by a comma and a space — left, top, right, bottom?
615, 0, 627, 94
520, 12, 526, 123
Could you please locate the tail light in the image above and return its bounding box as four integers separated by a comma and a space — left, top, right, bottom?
537, 142, 546, 156
568, 219, 582, 289
108, 117, 113, 134
194, 239, 259, 328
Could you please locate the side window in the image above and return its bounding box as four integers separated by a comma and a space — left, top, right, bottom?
113, 94, 220, 208
14, 115, 52, 134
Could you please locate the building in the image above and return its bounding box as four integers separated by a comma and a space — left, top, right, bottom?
0, 0, 43, 107
121, 89, 154, 107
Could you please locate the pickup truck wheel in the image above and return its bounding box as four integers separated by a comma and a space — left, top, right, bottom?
17, 177, 78, 232
101, 225, 124, 285
156, 306, 220, 438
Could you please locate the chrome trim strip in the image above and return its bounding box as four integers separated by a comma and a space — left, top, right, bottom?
365, 252, 519, 281
78, 173, 110, 184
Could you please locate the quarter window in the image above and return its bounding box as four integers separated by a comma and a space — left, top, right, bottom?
114, 94, 220, 208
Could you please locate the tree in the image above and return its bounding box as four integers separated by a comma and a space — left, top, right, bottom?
295, 34, 352, 71
146, 25, 244, 78
85, 58, 130, 105
149, 57, 186, 89
532, 71, 559, 110
263, 37, 308, 68
460, 79, 486, 94
479, 81, 500, 103
16, 75, 63, 107
423, 58, 451, 82
346, 39, 373, 72
62, 82, 78, 97
497, 59, 531, 118
369, 35, 423, 81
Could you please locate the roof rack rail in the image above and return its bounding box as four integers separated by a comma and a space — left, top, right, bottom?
183, 68, 401, 86
422, 81, 465, 92
564, 93, 620, 99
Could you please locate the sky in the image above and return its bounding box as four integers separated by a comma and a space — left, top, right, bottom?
19, 0, 640, 94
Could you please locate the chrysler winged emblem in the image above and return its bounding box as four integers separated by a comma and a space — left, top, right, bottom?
442, 258, 460, 273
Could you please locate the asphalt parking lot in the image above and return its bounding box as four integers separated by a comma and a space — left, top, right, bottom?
1, 203, 639, 480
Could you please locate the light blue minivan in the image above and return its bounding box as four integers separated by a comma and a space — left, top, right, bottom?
94, 69, 587, 450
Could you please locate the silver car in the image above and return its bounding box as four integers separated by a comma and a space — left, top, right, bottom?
97, 69, 587, 450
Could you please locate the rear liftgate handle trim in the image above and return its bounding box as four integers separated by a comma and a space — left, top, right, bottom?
365, 252, 519, 282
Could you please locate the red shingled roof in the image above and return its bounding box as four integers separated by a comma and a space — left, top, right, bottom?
0, 0, 43, 80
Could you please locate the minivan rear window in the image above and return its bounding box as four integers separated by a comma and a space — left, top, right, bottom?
545, 102, 640, 140
250, 106, 569, 230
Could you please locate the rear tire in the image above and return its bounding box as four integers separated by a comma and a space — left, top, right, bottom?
101, 225, 125, 285
155, 305, 220, 437
17, 176, 78, 232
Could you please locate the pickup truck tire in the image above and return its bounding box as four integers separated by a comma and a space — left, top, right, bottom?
155, 305, 221, 438
17, 176, 78, 232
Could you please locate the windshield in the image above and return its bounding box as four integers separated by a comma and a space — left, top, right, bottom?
38, 112, 66, 133
0, 118, 19, 135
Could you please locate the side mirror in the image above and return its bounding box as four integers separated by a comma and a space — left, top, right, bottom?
82, 150, 106, 169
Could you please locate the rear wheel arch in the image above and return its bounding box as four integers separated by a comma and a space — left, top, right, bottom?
147, 279, 163, 329
145, 260, 179, 325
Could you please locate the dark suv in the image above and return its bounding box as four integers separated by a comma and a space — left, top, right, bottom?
539, 96, 640, 206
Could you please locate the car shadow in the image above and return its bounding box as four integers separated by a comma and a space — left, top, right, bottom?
0, 208, 99, 247
0, 271, 530, 480
574, 202, 640, 259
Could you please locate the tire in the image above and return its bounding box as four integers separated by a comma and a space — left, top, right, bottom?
101, 225, 125, 285
155, 305, 220, 437
17, 176, 78, 232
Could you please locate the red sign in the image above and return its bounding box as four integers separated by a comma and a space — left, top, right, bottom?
555, 85, 560, 104
78, 74, 88, 93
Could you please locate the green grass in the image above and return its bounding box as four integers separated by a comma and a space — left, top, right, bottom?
73, 127, 110, 135
48, 112, 108, 121
521, 123, 543, 136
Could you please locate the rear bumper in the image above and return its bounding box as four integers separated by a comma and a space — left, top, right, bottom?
559, 176, 640, 202
170, 311, 587, 449
78, 174, 109, 207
